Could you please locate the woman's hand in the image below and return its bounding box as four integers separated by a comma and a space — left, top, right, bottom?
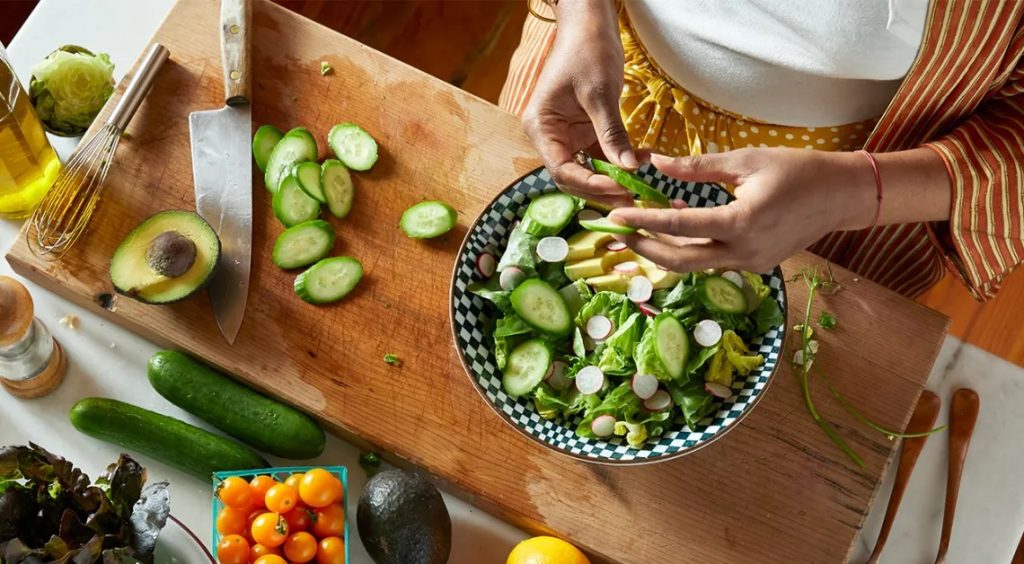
521, 0, 637, 207
609, 148, 950, 273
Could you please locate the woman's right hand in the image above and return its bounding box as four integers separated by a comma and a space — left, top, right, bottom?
521, 0, 637, 207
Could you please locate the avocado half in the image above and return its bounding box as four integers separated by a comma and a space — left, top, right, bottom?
110, 210, 221, 304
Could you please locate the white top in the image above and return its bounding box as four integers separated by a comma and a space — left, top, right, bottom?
625, 0, 929, 126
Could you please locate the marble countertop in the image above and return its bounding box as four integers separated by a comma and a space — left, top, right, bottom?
3, 1, 1023, 562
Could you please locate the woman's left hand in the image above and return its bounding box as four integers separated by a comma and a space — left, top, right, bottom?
609, 149, 880, 273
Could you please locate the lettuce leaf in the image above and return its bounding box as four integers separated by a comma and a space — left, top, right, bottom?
705, 348, 734, 386
753, 296, 784, 335
533, 383, 570, 420
685, 344, 719, 376
596, 312, 643, 376
496, 222, 538, 276
538, 261, 570, 289
722, 330, 764, 375
652, 274, 698, 309
576, 381, 643, 438
468, 282, 513, 315
668, 381, 717, 428
575, 291, 628, 327
493, 314, 534, 371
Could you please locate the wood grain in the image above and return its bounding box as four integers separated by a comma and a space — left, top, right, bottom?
4, 1, 950, 561
220, 0, 252, 104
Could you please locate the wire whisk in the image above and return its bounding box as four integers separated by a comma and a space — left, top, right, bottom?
27, 43, 169, 258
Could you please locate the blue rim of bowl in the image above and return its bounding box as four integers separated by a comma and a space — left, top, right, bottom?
449, 165, 788, 466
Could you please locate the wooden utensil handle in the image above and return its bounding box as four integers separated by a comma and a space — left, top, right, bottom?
220, 0, 251, 105
936, 388, 980, 563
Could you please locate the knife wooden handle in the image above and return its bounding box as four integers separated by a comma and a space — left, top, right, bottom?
220, 0, 251, 105
935, 388, 980, 564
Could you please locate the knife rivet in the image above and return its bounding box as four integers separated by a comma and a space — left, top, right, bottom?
230, 70, 241, 80
230, 24, 240, 34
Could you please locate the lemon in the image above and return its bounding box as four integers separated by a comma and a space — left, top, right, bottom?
507, 536, 591, 564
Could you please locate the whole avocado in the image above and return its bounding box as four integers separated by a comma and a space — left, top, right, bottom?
357, 469, 452, 564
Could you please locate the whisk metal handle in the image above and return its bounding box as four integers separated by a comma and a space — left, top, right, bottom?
108, 43, 169, 132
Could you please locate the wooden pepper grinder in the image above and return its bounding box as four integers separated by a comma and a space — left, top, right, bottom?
0, 275, 67, 398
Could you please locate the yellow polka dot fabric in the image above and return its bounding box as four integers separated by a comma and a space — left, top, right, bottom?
618, 14, 875, 172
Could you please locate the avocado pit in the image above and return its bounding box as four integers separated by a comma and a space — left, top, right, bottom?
146, 231, 196, 278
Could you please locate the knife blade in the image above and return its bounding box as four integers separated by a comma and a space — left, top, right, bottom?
189, 0, 252, 344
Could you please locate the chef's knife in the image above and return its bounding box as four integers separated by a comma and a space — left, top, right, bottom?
189, 0, 252, 344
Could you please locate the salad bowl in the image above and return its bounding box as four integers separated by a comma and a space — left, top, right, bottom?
450, 165, 787, 464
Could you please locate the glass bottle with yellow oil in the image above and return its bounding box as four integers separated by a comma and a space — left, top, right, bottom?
0, 43, 60, 219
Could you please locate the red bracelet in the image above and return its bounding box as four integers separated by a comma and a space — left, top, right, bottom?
855, 150, 884, 229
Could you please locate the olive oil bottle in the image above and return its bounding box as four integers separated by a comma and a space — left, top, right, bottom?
0, 44, 60, 219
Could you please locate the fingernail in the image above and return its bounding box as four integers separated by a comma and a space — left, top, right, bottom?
619, 150, 639, 170
672, 199, 688, 209
650, 153, 672, 166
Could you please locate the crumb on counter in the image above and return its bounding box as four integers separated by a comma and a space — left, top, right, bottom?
384, 353, 400, 366
58, 314, 79, 330
320, 61, 333, 76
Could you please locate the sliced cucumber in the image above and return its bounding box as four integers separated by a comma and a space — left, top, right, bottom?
252, 124, 283, 173
273, 172, 321, 227
273, 220, 336, 269
699, 276, 748, 314
502, 338, 553, 397
295, 161, 327, 203
265, 127, 318, 192
510, 278, 572, 338
591, 158, 670, 206
523, 192, 577, 237
579, 217, 638, 234
295, 257, 363, 304
328, 122, 378, 171
321, 158, 354, 219
654, 314, 688, 379
400, 200, 457, 239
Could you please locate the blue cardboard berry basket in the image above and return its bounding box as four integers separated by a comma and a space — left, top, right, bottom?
211, 465, 349, 562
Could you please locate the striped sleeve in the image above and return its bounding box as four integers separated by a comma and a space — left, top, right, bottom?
925, 24, 1024, 299
497, 1, 557, 116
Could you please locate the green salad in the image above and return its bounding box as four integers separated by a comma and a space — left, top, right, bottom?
469, 191, 784, 448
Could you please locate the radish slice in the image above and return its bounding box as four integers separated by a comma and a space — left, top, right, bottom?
606, 241, 628, 252
546, 360, 570, 391
705, 382, 732, 399
614, 261, 640, 275
536, 236, 569, 263
631, 373, 659, 400
476, 252, 496, 278
578, 209, 602, 222
499, 267, 526, 291
643, 389, 673, 411
693, 319, 723, 347
639, 303, 662, 317
721, 270, 744, 288
576, 366, 605, 395
590, 414, 616, 437
585, 315, 613, 340
627, 276, 654, 303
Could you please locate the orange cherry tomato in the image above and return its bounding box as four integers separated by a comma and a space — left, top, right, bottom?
254, 555, 287, 564
284, 506, 313, 533
245, 508, 265, 542
265, 483, 299, 514
284, 473, 304, 490
316, 536, 345, 564
251, 512, 289, 547
216, 534, 250, 564
218, 476, 253, 509
283, 531, 318, 563
249, 475, 277, 508
216, 506, 248, 535
250, 543, 280, 561
311, 504, 345, 538
299, 469, 343, 508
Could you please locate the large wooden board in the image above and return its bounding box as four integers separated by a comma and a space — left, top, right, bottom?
6, 1, 950, 562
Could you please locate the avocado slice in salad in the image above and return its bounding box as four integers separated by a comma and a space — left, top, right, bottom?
110, 210, 221, 304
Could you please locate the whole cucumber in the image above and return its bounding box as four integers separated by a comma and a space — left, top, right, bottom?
69, 397, 268, 480
147, 351, 325, 459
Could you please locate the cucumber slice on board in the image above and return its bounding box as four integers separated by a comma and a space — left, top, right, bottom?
252, 124, 283, 173
272, 219, 336, 269
295, 161, 327, 203
273, 172, 321, 227
578, 217, 638, 234
591, 158, 670, 207
502, 338, 553, 397
321, 158, 354, 219
265, 127, 317, 192
523, 192, 578, 237
654, 314, 688, 379
400, 200, 458, 239
328, 122, 378, 171
510, 278, 573, 338
699, 275, 748, 314
295, 256, 363, 304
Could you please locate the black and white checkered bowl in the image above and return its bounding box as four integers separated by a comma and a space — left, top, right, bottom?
450, 165, 787, 464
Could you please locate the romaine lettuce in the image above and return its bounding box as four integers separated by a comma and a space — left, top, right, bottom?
668, 381, 716, 428
496, 222, 538, 276
493, 314, 533, 370
596, 312, 643, 376
575, 291, 628, 327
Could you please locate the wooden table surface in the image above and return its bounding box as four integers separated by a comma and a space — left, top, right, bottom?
5, 1, 950, 561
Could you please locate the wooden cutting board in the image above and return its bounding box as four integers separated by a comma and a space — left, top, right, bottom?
6, 1, 950, 561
